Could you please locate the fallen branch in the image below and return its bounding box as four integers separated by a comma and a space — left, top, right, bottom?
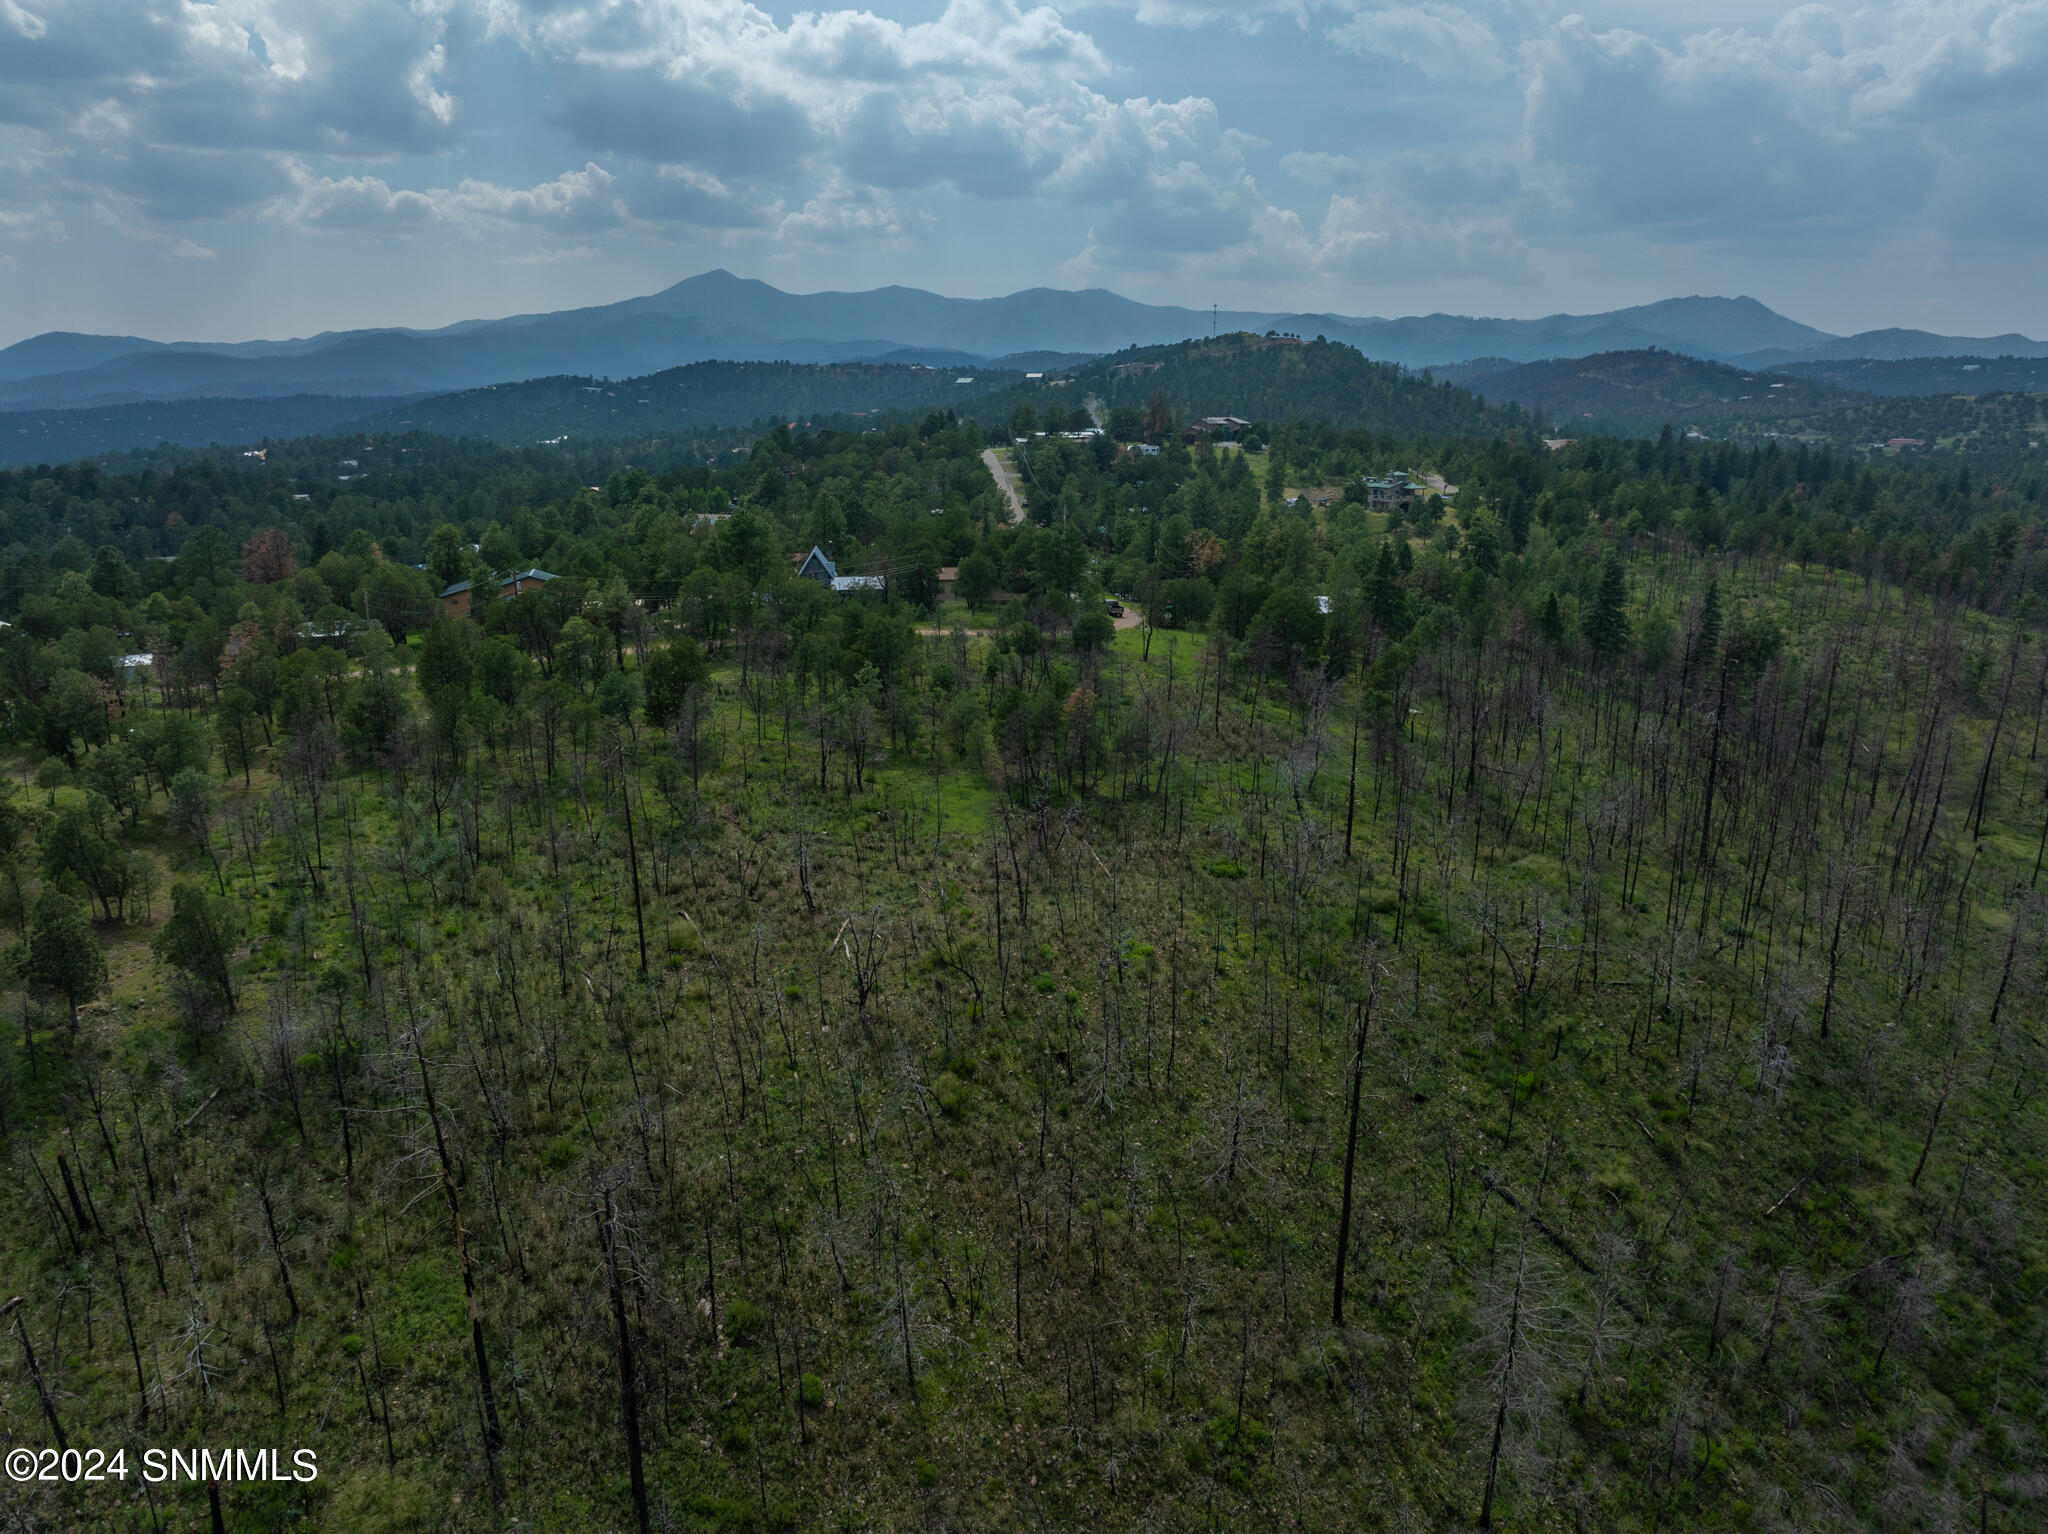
180, 1087, 221, 1133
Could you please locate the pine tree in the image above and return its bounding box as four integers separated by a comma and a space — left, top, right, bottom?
152, 881, 240, 1015
1368, 540, 1410, 637
1503, 487, 1531, 552
1583, 553, 1630, 657
26, 881, 106, 1027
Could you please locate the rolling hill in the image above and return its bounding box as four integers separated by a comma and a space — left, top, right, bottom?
968, 332, 1518, 439
0, 393, 418, 469
0, 361, 1029, 466
342, 360, 1022, 445
1735, 327, 2048, 367
1435, 348, 2048, 461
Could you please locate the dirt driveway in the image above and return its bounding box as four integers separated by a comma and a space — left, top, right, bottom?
981, 447, 1027, 525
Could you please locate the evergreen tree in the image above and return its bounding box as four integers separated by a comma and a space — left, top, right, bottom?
418, 617, 478, 723
1538, 590, 1566, 645
1503, 487, 1531, 552
26, 881, 106, 1027
153, 880, 241, 1015
1465, 508, 1503, 573
1583, 552, 1631, 656
643, 638, 711, 729
215, 686, 260, 786
1368, 540, 1411, 638
428, 523, 469, 589
955, 549, 998, 608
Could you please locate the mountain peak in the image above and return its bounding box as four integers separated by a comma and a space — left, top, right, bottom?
660, 268, 753, 294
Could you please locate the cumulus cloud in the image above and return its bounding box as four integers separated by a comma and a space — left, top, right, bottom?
624, 164, 779, 231
470, 0, 1296, 262
1522, 5, 2048, 244
0, 0, 459, 155
0, 0, 1303, 273
274, 157, 780, 239
1524, 15, 1922, 236
778, 181, 932, 247
1328, 4, 1508, 81
5, 0, 2046, 319
479, 0, 1115, 191
277, 162, 629, 235
1263, 145, 1533, 285
0, 0, 465, 255
1310, 191, 1531, 282
158, 238, 217, 261
1106, 0, 1309, 31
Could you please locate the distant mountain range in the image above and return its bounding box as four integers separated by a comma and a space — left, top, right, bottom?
6, 271, 2045, 414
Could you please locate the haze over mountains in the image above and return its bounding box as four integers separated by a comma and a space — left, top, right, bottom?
7, 271, 2046, 415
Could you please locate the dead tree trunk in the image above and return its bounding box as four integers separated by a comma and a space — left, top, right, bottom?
3, 1297, 68, 1449
599, 1189, 650, 1534
1331, 966, 1378, 1327
408, 1013, 505, 1491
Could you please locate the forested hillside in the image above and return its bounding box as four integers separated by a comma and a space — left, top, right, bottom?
970, 334, 1516, 441
0, 396, 418, 470
1435, 352, 2048, 467
344, 362, 1021, 447
1, 400, 2045, 1532
1434, 352, 1844, 437
0, 361, 1021, 468
1770, 356, 2048, 397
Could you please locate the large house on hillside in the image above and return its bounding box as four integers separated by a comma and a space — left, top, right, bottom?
1362, 475, 1420, 509
1184, 415, 1253, 442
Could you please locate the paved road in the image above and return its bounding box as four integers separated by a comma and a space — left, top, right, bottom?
981, 446, 1028, 525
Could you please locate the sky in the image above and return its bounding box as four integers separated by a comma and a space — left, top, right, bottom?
2, 0, 2046, 347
